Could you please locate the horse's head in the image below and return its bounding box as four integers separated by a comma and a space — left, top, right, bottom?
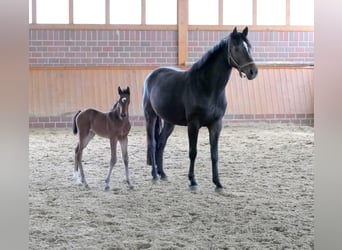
228, 27, 258, 80
116, 86, 130, 119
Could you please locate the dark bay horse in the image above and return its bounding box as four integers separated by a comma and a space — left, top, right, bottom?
73, 87, 133, 190
142, 27, 258, 191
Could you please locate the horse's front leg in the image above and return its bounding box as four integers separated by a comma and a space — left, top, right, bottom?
119, 137, 133, 189
208, 120, 223, 191
156, 121, 174, 180
105, 138, 117, 191
187, 122, 200, 190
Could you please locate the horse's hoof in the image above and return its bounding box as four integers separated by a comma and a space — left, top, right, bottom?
189, 184, 198, 192
215, 186, 224, 193
104, 186, 110, 191
160, 175, 168, 181
152, 176, 158, 184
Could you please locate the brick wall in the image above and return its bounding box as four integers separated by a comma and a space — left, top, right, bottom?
29, 113, 314, 129
29, 28, 314, 128
29, 30, 314, 67
29, 30, 178, 66
188, 31, 314, 64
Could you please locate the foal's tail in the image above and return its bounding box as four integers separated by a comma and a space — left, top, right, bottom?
72, 110, 82, 135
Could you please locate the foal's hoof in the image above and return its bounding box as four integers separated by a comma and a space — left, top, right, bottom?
128, 185, 134, 190
104, 186, 110, 191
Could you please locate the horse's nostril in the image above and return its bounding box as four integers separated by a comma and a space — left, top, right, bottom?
250, 69, 258, 77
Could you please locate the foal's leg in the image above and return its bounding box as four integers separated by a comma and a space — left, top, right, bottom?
75, 131, 95, 187
187, 122, 200, 189
119, 137, 133, 189
104, 138, 117, 191
156, 121, 174, 180
208, 120, 223, 191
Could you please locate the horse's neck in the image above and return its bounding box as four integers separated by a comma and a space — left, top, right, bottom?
190, 43, 232, 93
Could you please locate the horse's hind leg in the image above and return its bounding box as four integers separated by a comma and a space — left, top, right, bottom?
119, 137, 133, 189
156, 121, 174, 180
105, 138, 117, 191
144, 112, 159, 181
73, 143, 82, 183
75, 131, 95, 188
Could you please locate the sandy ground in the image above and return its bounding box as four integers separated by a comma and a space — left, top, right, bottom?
29, 124, 314, 249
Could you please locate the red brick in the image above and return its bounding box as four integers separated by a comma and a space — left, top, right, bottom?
44, 123, 55, 128
39, 117, 49, 122
30, 123, 44, 129
29, 117, 38, 122
50, 116, 61, 122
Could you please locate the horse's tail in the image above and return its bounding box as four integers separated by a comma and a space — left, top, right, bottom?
155, 116, 162, 143
72, 110, 82, 135
146, 116, 162, 165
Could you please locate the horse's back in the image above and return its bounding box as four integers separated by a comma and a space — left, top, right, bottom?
143, 67, 189, 125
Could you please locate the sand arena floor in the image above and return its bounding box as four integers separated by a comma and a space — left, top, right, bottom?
29, 124, 314, 249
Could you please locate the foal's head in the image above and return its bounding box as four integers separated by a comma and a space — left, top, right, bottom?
228, 27, 258, 80
113, 86, 130, 119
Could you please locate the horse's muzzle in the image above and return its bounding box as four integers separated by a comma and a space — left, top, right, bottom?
247, 67, 258, 80
241, 64, 258, 80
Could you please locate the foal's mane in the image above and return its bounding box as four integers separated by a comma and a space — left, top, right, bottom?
111, 100, 120, 112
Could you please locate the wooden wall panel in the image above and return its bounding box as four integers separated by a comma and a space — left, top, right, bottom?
29, 66, 313, 117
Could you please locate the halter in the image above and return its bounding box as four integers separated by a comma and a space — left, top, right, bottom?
227, 38, 255, 78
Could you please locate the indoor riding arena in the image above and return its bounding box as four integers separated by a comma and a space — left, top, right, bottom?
29, 0, 314, 249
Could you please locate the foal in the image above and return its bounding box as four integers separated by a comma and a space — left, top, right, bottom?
72, 87, 132, 190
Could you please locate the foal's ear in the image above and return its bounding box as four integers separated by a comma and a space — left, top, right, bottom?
118, 86, 123, 95
127, 86, 130, 95
242, 26, 248, 37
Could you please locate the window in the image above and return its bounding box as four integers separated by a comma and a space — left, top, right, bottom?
290, 0, 314, 25
145, 0, 177, 25
73, 0, 105, 24
257, 0, 286, 25
36, 0, 69, 24
30, 0, 313, 27
110, 0, 141, 24
29, 0, 32, 23
189, 0, 219, 25
223, 0, 253, 25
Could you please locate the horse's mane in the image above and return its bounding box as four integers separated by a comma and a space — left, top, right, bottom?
189, 32, 251, 72
189, 38, 228, 72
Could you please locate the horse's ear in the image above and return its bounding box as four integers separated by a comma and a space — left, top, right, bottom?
127, 86, 130, 95
118, 86, 122, 95
232, 27, 238, 35
242, 26, 248, 37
